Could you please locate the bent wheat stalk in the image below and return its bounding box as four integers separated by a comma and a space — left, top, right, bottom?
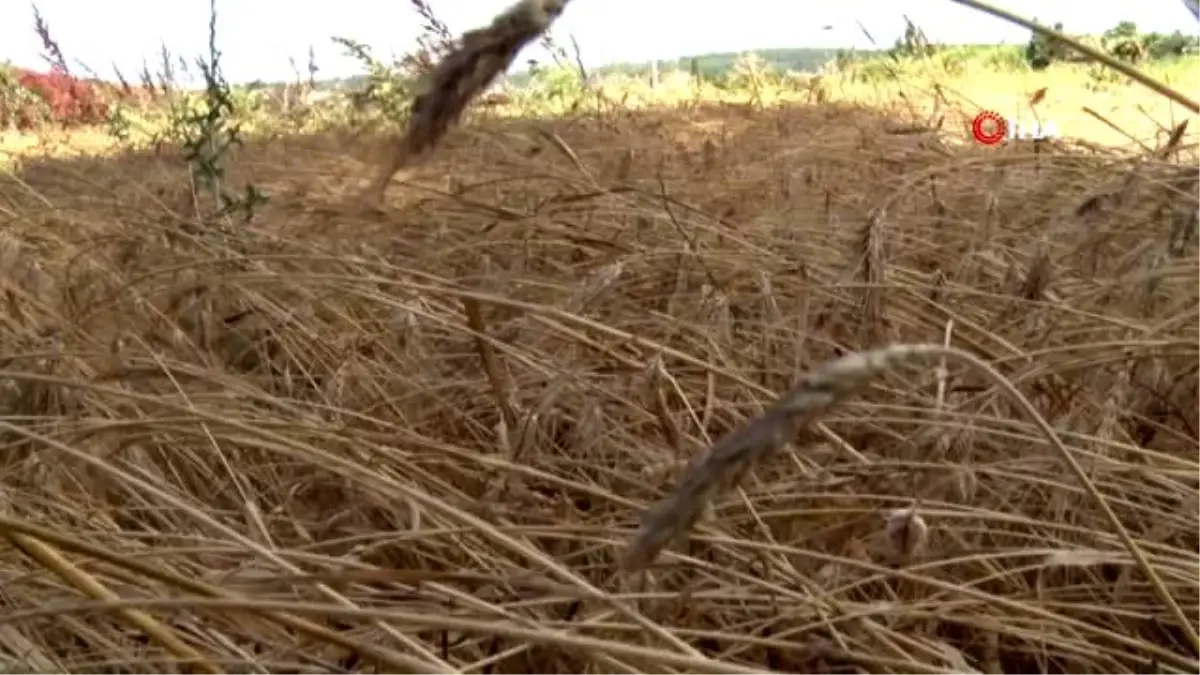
621, 343, 1198, 655
364, 0, 570, 204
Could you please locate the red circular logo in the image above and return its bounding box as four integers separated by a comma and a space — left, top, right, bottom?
971, 111, 1007, 146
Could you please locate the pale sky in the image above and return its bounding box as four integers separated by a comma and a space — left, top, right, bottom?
1, 0, 1196, 83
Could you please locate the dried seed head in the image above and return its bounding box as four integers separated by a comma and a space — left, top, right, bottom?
508, 0, 567, 30
884, 506, 929, 559
362, 0, 570, 207
566, 259, 624, 313
494, 416, 510, 455
567, 398, 604, 454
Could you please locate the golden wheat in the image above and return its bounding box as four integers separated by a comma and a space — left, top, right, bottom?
1, 0, 1197, 668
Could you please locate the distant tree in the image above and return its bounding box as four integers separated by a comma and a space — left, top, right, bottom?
1142, 30, 1200, 58
1023, 20, 1194, 69
1106, 21, 1138, 39
1103, 21, 1145, 62
1025, 21, 1067, 69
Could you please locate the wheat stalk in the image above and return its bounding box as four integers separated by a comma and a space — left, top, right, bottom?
364, 0, 569, 204
620, 343, 1195, 652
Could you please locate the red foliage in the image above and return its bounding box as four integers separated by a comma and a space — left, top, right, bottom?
13, 67, 110, 128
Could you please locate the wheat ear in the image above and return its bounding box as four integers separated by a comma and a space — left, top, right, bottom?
365, 0, 568, 203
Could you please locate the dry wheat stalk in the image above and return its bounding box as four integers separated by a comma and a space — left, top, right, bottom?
856, 209, 888, 344
365, 0, 569, 203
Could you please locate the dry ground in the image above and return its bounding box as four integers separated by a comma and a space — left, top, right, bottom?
0, 101, 1197, 673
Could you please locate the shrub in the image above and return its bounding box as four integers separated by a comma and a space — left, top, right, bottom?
1025, 20, 1198, 70
12, 67, 109, 127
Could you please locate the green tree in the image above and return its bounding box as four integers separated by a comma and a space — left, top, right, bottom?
1025, 21, 1067, 70
1103, 21, 1146, 62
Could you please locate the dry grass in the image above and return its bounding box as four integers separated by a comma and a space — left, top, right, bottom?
0, 59, 1198, 675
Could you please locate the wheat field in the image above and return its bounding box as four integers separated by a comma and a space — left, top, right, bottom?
0, 13, 1198, 673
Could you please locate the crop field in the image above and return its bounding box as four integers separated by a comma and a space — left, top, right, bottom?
0, 4, 1198, 674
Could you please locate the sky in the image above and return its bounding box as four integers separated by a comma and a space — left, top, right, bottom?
0, 0, 1197, 84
